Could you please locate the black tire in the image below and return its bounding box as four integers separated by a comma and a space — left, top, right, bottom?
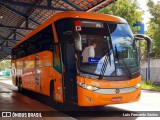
50, 81, 61, 108
16, 77, 18, 86
18, 79, 23, 92
50, 81, 55, 102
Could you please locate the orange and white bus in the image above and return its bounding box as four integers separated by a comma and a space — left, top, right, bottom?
12, 11, 142, 106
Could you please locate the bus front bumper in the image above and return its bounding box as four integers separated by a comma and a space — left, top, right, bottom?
77, 86, 141, 106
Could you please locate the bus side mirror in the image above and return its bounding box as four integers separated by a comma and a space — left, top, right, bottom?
74, 32, 82, 51
134, 34, 153, 54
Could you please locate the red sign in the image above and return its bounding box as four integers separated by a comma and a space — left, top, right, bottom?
74, 20, 81, 31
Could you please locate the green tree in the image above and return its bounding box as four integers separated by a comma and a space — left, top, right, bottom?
98, 0, 143, 33
147, 0, 160, 57
0, 60, 11, 71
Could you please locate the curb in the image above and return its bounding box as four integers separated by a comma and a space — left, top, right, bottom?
142, 89, 160, 92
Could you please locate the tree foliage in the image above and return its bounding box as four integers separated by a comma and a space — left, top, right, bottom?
98, 0, 143, 33
147, 0, 160, 58
0, 60, 11, 71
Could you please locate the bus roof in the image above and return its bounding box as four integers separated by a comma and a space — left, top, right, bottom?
13, 11, 127, 48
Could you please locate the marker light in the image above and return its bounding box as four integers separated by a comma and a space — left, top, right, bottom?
134, 81, 142, 89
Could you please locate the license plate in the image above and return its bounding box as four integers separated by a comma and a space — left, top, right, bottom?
112, 96, 122, 102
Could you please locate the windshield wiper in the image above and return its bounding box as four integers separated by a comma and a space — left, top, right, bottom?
114, 45, 132, 79
98, 51, 111, 80
98, 33, 113, 80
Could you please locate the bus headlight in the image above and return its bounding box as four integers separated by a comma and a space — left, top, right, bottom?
134, 82, 142, 89
77, 82, 99, 91
86, 85, 99, 91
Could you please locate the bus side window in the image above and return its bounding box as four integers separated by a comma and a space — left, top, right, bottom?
35, 24, 54, 52
53, 45, 62, 73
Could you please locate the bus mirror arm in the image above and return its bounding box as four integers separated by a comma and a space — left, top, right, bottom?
134, 34, 153, 54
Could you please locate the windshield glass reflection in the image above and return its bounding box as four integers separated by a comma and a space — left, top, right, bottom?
75, 21, 140, 79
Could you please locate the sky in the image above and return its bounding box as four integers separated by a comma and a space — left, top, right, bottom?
137, 0, 159, 30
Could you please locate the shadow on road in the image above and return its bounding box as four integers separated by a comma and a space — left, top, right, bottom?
0, 81, 138, 119
19, 88, 138, 119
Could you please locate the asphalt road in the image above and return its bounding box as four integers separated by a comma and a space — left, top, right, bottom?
0, 77, 160, 120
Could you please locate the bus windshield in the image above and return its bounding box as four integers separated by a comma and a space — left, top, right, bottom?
76, 20, 140, 79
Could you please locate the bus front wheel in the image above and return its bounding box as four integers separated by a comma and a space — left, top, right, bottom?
50, 80, 61, 108
50, 81, 55, 102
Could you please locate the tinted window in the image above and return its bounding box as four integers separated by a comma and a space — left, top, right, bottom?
36, 25, 54, 52
12, 25, 54, 59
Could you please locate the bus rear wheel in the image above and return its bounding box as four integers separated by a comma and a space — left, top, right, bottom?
18, 79, 23, 92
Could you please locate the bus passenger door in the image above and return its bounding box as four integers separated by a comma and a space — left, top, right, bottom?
61, 34, 77, 103
53, 45, 64, 103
